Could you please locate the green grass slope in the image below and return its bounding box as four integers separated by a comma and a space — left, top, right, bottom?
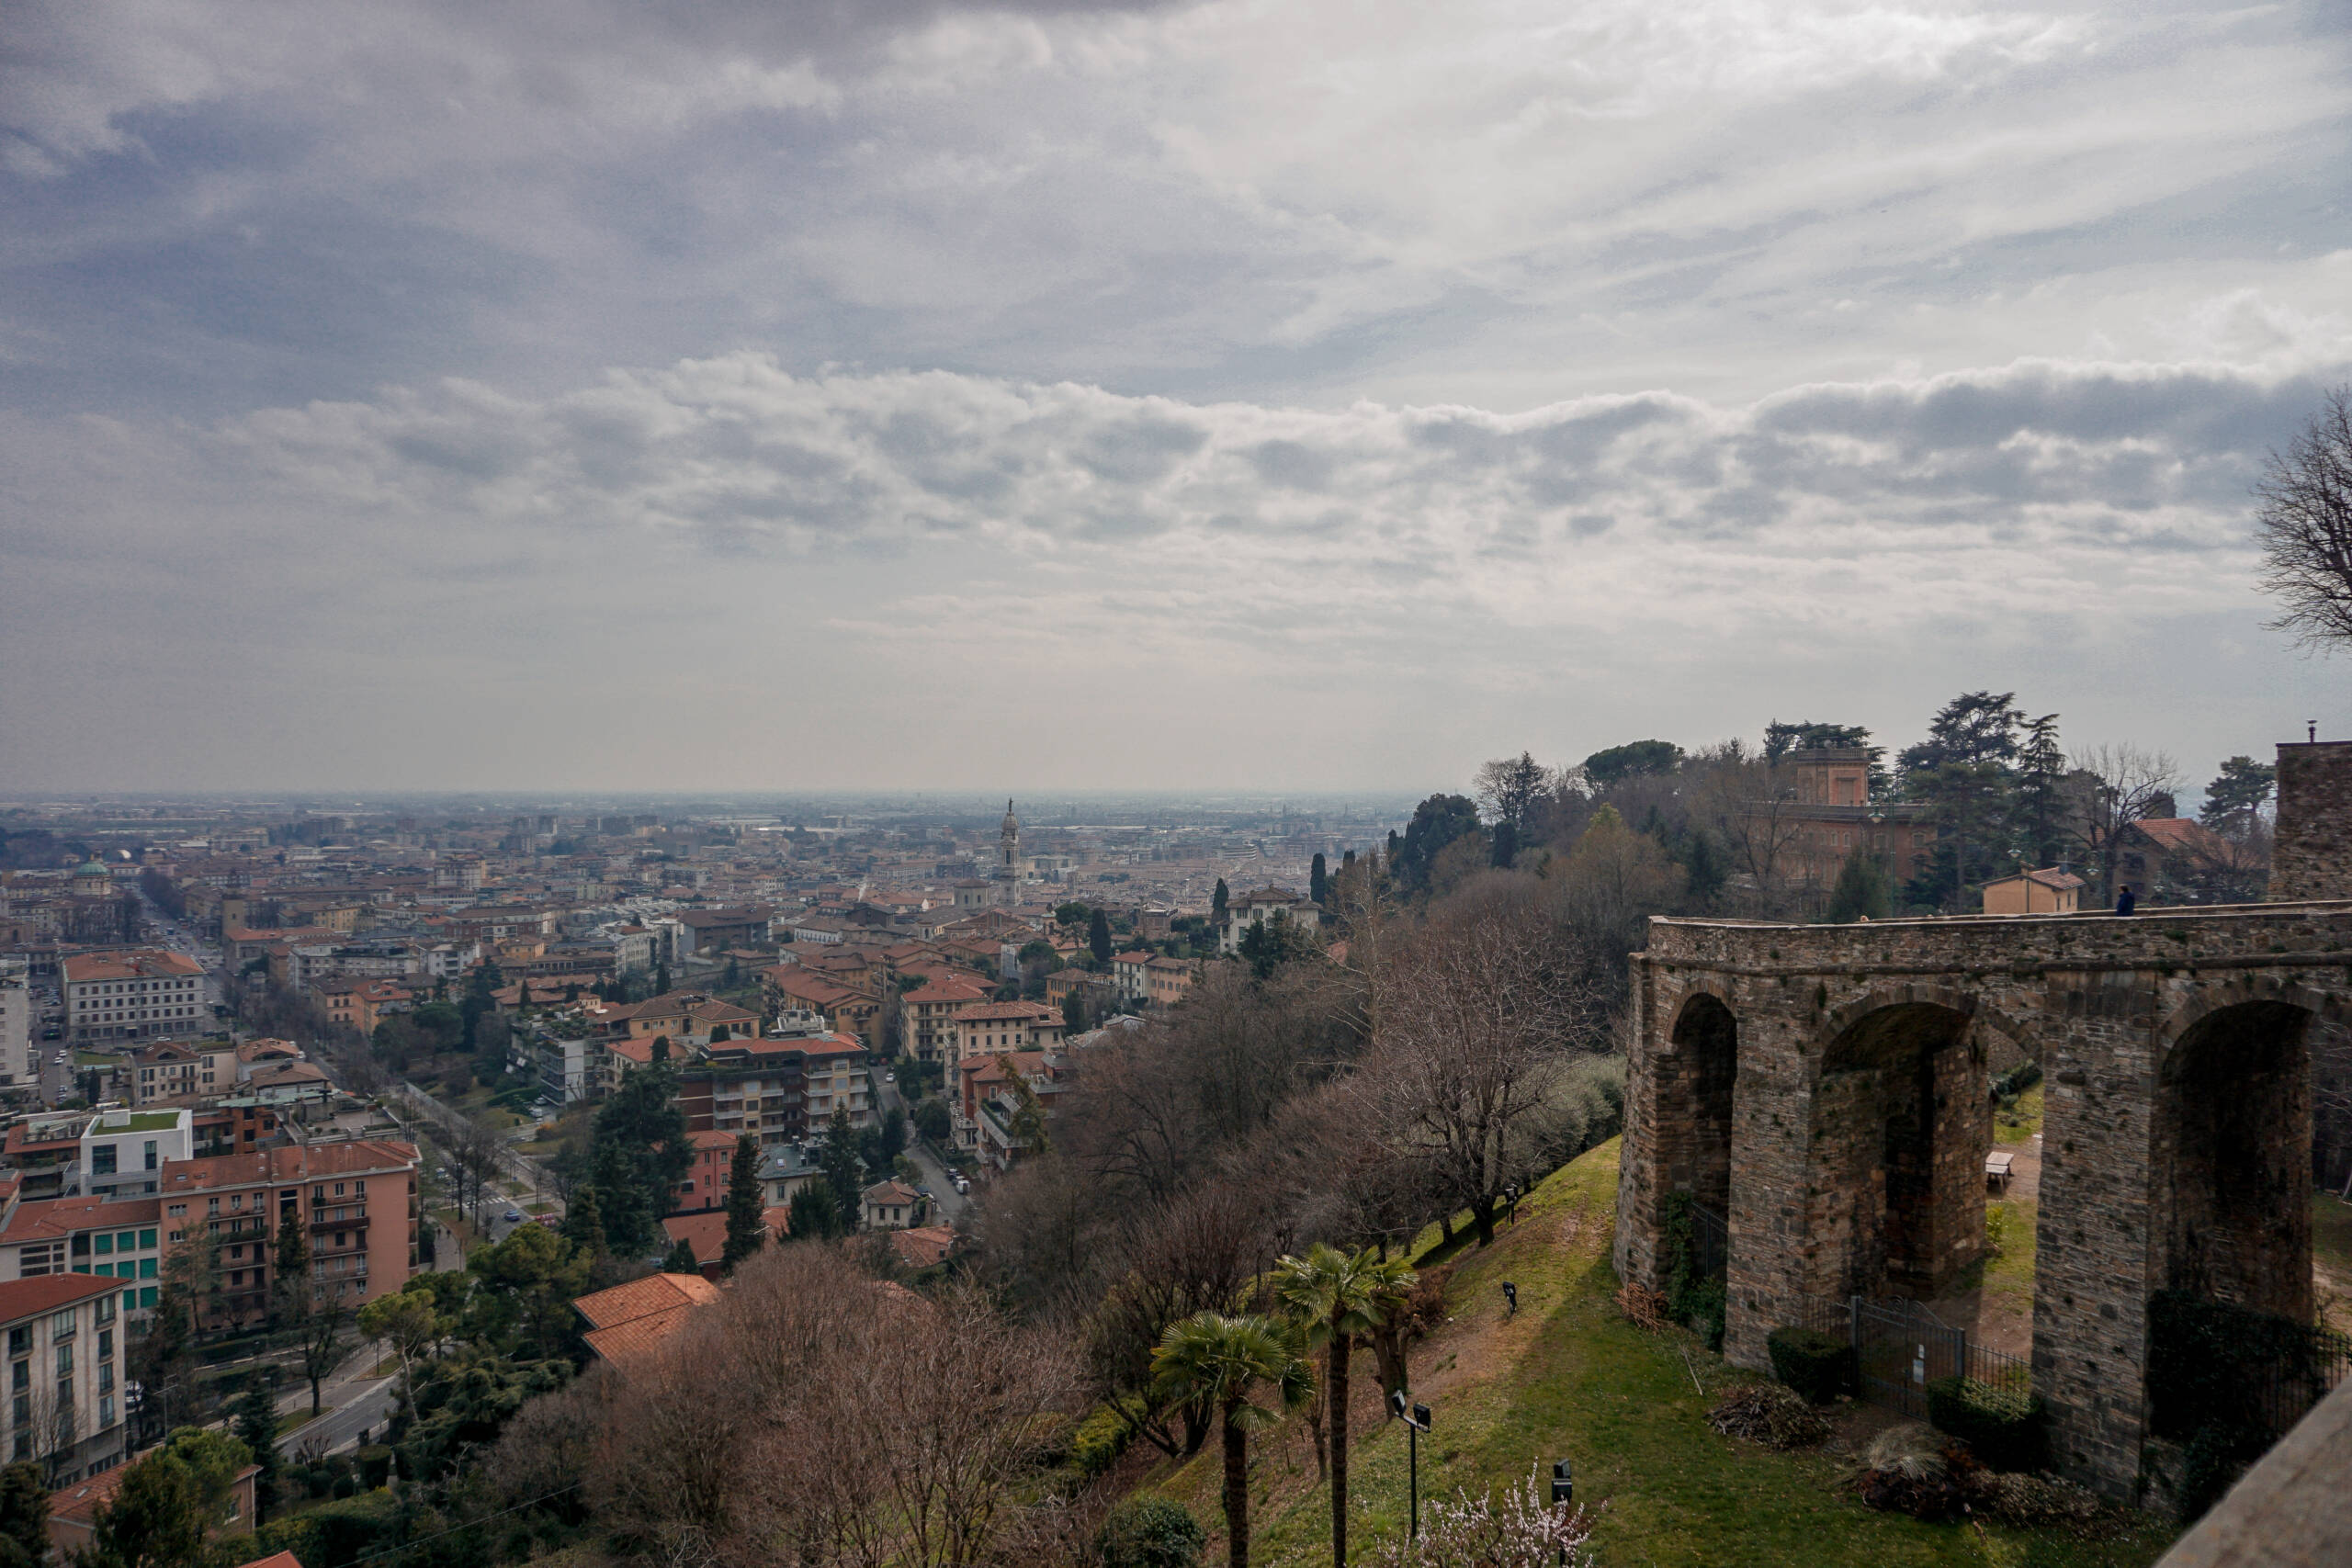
1141, 1139, 2177, 1568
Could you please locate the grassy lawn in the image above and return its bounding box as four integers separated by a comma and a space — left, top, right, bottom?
1142, 1140, 2176, 1568
2314, 1192, 2352, 1334
1995, 1084, 2044, 1145
277, 1409, 322, 1438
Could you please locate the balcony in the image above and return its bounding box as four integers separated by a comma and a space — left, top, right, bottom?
310, 1211, 368, 1231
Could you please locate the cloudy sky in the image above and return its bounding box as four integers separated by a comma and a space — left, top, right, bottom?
4, 0, 2346, 795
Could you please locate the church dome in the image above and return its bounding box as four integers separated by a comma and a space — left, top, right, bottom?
1001, 799, 1018, 832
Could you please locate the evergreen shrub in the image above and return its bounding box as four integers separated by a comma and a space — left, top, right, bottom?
356, 1444, 393, 1489
1067, 1404, 1132, 1477
1925, 1375, 2046, 1471
1766, 1326, 1852, 1404
1099, 1495, 1204, 1568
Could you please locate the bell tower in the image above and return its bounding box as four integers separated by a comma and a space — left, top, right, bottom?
998, 799, 1020, 903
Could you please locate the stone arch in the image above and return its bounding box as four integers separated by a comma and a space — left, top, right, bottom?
1661, 990, 1737, 1220
1821, 983, 2037, 1066
1810, 998, 1990, 1300
2151, 995, 2314, 1321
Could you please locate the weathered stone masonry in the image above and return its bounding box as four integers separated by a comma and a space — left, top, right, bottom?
1616, 892, 2352, 1499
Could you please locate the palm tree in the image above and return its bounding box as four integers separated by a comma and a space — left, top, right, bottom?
1276, 1243, 1417, 1568
1151, 1312, 1315, 1568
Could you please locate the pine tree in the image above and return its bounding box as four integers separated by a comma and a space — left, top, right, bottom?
270, 1206, 310, 1329
0, 1461, 49, 1568
560, 1184, 605, 1258
820, 1108, 865, 1234
786, 1184, 838, 1242
720, 1133, 766, 1272
1826, 852, 1893, 923
662, 1235, 698, 1275
230, 1378, 280, 1520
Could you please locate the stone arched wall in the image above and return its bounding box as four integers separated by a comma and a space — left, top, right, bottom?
1623, 903, 2352, 1502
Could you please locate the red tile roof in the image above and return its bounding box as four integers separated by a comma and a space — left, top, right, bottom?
891, 1224, 956, 1269
575, 1270, 722, 1366
0, 1274, 119, 1322
0, 1194, 162, 1247
153, 1140, 417, 1196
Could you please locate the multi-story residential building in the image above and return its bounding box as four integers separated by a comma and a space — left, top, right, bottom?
1216, 886, 1317, 954
0, 962, 31, 1091
79, 1111, 193, 1199
0, 1197, 164, 1318
0, 1122, 84, 1203
124, 1044, 204, 1106
0, 1275, 129, 1482
759, 968, 881, 1047
674, 1030, 872, 1148
62, 952, 207, 1045
674, 908, 774, 956
154, 1140, 421, 1325
945, 1000, 1064, 1077
897, 974, 990, 1063
956, 1049, 1069, 1168
534, 1031, 603, 1107
311, 976, 412, 1036
1109, 951, 1155, 1003
1144, 956, 1196, 1007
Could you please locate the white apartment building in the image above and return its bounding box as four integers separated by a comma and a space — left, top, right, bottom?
0, 1275, 128, 1483
62, 951, 207, 1045
0, 962, 32, 1090
78, 1111, 195, 1200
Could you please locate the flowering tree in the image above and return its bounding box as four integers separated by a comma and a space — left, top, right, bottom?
1360, 1465, 1597, 1568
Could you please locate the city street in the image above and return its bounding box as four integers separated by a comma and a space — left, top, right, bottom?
878, 1071, 967, 1222
275, 1346, 400, 1460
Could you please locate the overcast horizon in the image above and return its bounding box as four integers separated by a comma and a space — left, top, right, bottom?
6, 0, 2348, 795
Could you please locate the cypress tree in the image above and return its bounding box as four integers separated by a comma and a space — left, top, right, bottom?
663, 1235, 698, 1275
1309, 852, 1328, 905
560, 1183, 605, 1258
1088, 908, 1113, 964
720, 1133, 766, 1272
1212, 878, 1229, 926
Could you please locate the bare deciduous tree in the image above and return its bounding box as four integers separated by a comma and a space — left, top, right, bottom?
2066, 744, 2181, 904
1357, 904, 1604, 1246
2256, 385, 2352, 650
593, 1243, 1079, 1568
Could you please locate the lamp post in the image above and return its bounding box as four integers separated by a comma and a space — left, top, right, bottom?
1391, 1390, 1432, 1538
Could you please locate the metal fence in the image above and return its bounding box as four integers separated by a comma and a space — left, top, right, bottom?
1793, 1295, 2032, 1421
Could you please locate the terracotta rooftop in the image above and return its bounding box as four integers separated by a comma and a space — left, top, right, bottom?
891, 1224, 956, 1270
575, 1270, 723, 1366
0, 1274, 119, 1323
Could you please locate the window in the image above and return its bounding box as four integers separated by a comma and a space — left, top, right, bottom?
7, 1364, 22, 1394
49, 1311, 74, 1341
55, 1344, 71, 1375
10, 1397, 24, 1431
93, 1235, 111, 1257
139, 1288, 156, 1310
90, 1145, 116, 1176
96, 1296, 112, 1325
139, 1260, 155, 1280
207, 1198, 219, 1214
166, 1204, 185, 1218
138, 1230, 154, 1250
142, 1142, 157, 1172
